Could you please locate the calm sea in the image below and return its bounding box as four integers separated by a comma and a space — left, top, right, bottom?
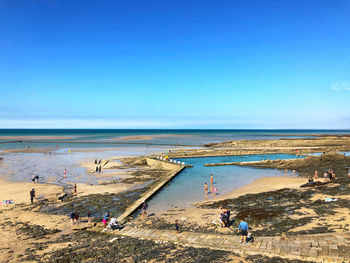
0, 129, 349, 149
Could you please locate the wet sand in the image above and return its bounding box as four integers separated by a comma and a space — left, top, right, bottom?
111, 134, 191, 141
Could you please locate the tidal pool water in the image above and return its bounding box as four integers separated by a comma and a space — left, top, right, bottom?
148, 154, 303, 212
0, 147, 167, 185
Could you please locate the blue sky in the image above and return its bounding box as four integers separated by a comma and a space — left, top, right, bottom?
0, 0, 349, 128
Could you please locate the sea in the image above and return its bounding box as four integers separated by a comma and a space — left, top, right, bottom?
1, 129, 350, 149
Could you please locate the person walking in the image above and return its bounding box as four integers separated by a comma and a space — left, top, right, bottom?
30, 188, 36, 204
238, 218, 249, 244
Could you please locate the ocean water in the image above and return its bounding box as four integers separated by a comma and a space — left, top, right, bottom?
148, 153, 303, 212
0, 129, 350, 149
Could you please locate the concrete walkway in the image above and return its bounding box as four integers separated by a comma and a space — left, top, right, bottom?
113, 226, 350, 263
117, 159, 185, 224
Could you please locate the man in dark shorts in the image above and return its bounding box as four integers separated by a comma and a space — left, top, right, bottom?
30, 188, 36, 204
238, 218, 249, 243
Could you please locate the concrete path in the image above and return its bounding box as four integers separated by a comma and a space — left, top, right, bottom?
113, 226, 350, 263
117, 159, 184, 224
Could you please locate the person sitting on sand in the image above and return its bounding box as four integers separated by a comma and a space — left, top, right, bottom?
102, 211, 110, 228
238, 218, 249, 244
35, 175, 39, 183
308, 177, 314, 183
98, 165, 101, 173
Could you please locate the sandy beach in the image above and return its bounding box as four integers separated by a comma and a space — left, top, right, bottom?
0, 136, 350, 262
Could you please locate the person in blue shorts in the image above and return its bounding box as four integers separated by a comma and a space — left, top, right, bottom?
238, 218, 249, 243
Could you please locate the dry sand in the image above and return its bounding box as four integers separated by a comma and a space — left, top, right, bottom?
0, 179, 63, 205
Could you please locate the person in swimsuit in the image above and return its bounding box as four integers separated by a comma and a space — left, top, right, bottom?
73, 184, 77, 194
204, 182, 208, 193
64, 169, 67, 179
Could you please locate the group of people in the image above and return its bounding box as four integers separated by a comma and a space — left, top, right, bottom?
102, 211, 120, 230
71, 210, 92, 226
95, 165, 102, 173
94, 159, 103, 173
307, 169, 336, 183
31, 174, 40, 183
204, 174, 218, 198
218, 207, 231, 227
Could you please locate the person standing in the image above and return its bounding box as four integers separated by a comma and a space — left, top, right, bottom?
73, 184, 77, 194
213, 187, 218, 196
88, 210, 91, 223
142, 201, 148, 219
238, 218, 249, 244
30, 188, 36, 204
98, 165, 101, 173
210, 174, 214, 191
64, 169, 67, 179
204, 182, 208, 194
175, 220, 180, 234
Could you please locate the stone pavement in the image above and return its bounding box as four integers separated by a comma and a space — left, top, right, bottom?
112, 226, 350, 263
116, 162, 184, 224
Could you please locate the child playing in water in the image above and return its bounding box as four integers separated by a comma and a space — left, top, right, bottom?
204, 182, 208, 194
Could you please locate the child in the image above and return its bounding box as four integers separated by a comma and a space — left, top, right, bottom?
175, 220, 179, 234
102, 211, 110, 228
213, 187, 218, 196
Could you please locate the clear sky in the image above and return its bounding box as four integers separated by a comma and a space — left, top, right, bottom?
0, 0, 349, 129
